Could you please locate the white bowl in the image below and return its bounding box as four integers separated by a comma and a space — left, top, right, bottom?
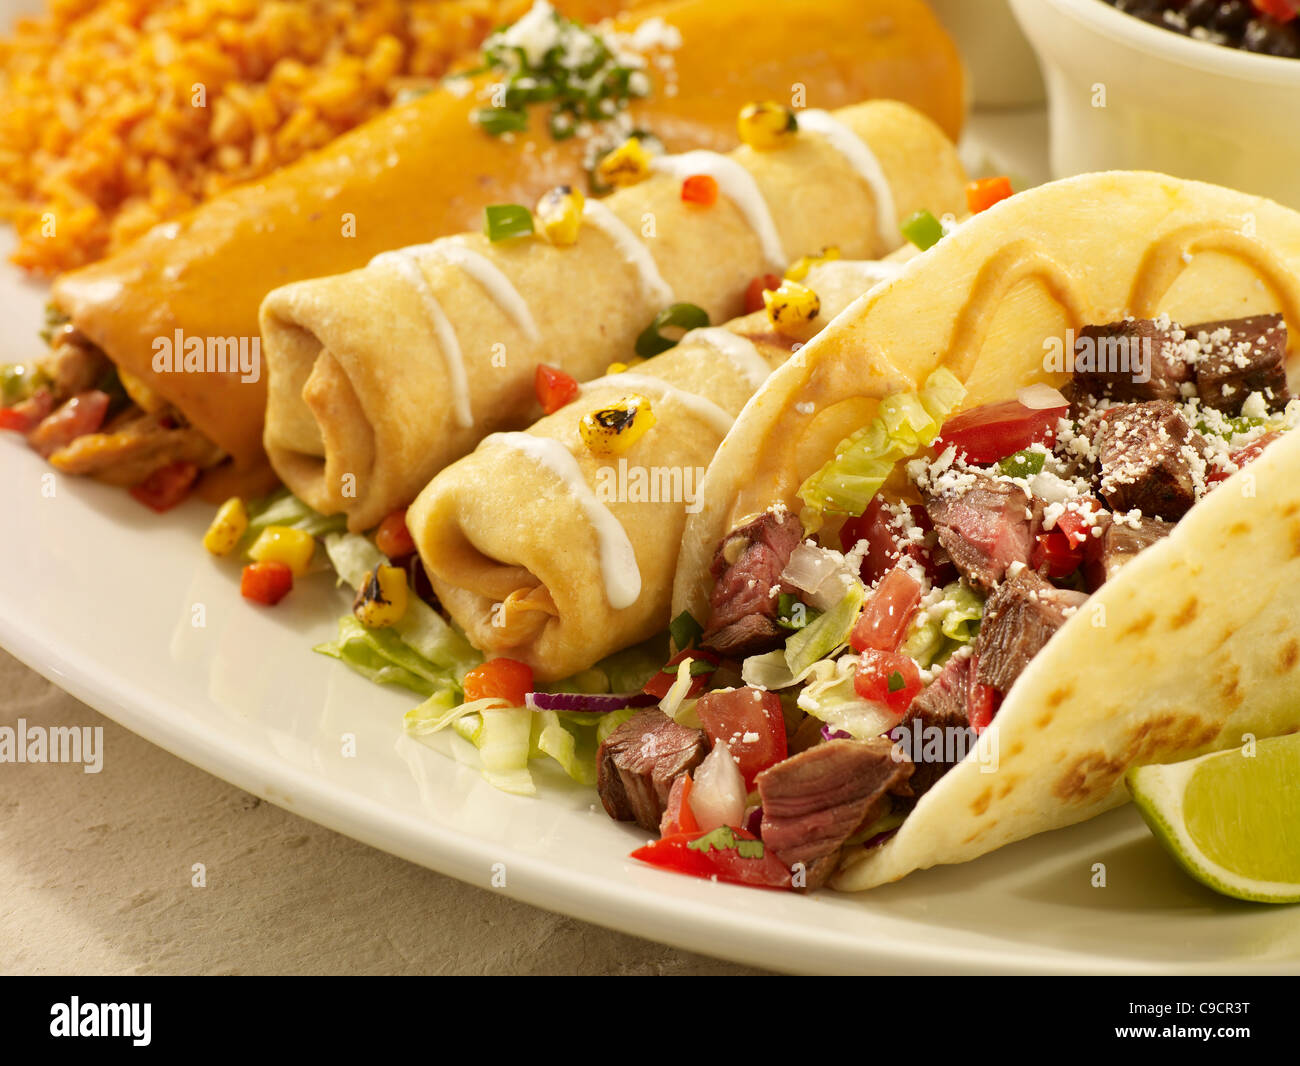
1009, 0, 1300, 208
928, 0, 1045, 108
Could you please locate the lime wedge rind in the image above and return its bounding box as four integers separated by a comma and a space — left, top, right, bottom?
1127, 740, 1300, 906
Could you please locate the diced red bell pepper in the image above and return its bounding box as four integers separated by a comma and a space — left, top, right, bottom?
853, 647, 923, 714
851, 565, 923, 654
534, 364, 580, 415
25, 389, 110, 457
680, 174, 718, 206
695, 686, 787, 789
660, 774, 699, 837
966, 657, 1000, 733
934, 400, 1068, 465
241, 560, 294, 606
462, 657, 534, 707
129, 460, 199, 513
965, 176, 1014, 214
743, 273, 782, 315
1208, 431, 1282, 486
641, 647, 721, 700
375, 507, 416, 560
630, 826, 792, 890
839, 495, 949, 587
0, 387, 54, 434
1031, 528, 1083, 579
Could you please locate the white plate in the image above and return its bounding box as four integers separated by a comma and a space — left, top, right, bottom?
2, 96, 1297, 974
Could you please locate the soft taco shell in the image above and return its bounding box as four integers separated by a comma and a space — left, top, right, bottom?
670, 171, 1300, 890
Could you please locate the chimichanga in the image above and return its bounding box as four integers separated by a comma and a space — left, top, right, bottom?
261, 100, 968, 531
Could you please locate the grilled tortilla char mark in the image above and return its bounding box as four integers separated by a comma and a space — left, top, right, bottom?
1186, 313, 1290, 414
1093, 400, 1207, 520
701, 508, 804, 658
895, 653, 973, 800
922, 470, 1039, 593
596, 709, 708, 832
1083, 513, 1173, 590
757, 737, 914, 891
974, 568, 1088, 696
1073, 317, 1192, 403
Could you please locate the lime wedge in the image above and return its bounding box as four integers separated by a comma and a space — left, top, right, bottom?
1127, 734, 1300, 904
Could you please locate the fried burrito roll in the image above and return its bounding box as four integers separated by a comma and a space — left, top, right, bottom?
261, 100, 967, 530
43, 0, 965, 499
405, 260, 917, 680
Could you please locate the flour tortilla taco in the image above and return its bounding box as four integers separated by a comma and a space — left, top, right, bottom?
656, 171, 1300, 891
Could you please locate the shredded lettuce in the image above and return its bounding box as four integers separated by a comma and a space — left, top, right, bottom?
596, 706, 639, 745
531, 710, 597, 786
796, 656, 898, 739
900, 581, 985, 669
479, 706, 536, 795
404, 693, 502, 736
797, 368, 966, 526
244, 489, 348, 543
784, 581, 865, 680
315, 616, 462, 699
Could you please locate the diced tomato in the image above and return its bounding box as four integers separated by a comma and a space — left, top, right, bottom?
241, 560, 294, 606
641, 647, 721, 700
374, 507, 416, 559
1252, 0, 1298, 24
967, 658, 1000, 733
1054, 497, 1103, 549
129, 460, 199, 513
934, 400, 1068, 465
630, 826, 792, 890
695, 686, 787, 789
534, 364, 579, 415
1031, 528, 1083, 579
1208, 431, 1282, 486
743, 273, 782, 315
851, 565, 923, 653
462, 658, 534, 706
853, 648, 922, 714
26, 390, 110, 457
680, 174, 718, 206
839, 495, 949, 586
660, 774, 699, 837
0, 387, 54, 434
965, 176, 1014, 214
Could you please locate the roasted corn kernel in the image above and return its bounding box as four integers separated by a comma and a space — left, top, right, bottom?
353, 564, 409, 629
203, 497, 248, 557
763, 279, 820, 332
784, 245, 841, 282
536, 185, 585, 246
595, 137, 652, 189
737, 101, 797, 150
579, 395, 657, 456
605, 356, 645, 375
247, 524, 315, 576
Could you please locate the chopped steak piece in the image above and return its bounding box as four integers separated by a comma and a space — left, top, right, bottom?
702, 508, 803, 657
597, 709, 708, 832
1073, 317, 1192, 402
923, 470, 1039, 593
893, 653, 973, 799
1083, 513, 1173, 590
1187, 313, 1290, 413
974, 569, 1087, 695
757, 738, 913, 890
1093, 400, 1207, 520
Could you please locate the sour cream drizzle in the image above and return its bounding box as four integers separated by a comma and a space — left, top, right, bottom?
651, 150, 787, 272
484, 432, 642, 609
370, 249, 474, 428
679, 328, 770, 390
427, 238, 540, 342
796, 109, 896, 250
581, 200, 675, 308
581, 372, 735, 437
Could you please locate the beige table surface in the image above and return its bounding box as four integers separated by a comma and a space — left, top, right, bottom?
0, 648, 762, 976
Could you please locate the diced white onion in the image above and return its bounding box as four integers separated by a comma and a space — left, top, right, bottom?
1017, 383, 1069, 410
690, 740, 747, 832
780, 542, 843, 596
